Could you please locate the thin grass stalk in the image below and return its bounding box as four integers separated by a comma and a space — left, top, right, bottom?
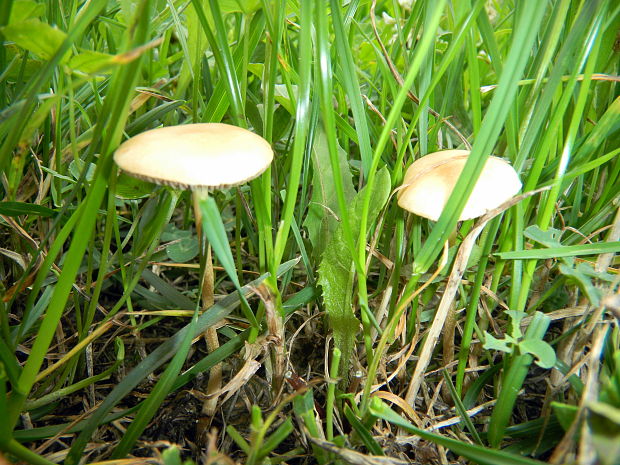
1, 439, 55, 465
417, 4, 435, 156
315, 2, 357, 266
462, 2, 481, 135
329, 0, 373, 180
7, 0, 153, 429
111, 309, 199, 458
0, 0, 11, 108
272, 0, 313, 270
326, 347, 341, 441
455, 217, 502, 395
400, 0, 485, 148
358, 0, 448, 370
412, 1, 548, 276
9, 52, 154, 428
81, 182, 117, 335
517, 2, 607, 312
206, 0, 245, 125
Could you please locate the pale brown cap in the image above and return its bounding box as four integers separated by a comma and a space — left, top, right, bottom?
397, 150, 521, 221
114, 123, 273, 190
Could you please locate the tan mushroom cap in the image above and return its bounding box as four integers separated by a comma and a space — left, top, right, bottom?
397, 150, 521, 221
114, 123, 273, 190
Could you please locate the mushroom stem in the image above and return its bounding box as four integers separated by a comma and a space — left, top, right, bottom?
192, 189, 222, 417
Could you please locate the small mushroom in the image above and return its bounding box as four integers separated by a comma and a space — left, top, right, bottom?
396, 150, 521, 406
114, 123, 273, 190
397, 149, 522, 222
114, 123, 273, 416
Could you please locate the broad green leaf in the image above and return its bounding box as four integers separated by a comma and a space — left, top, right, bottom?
161, 225, 193, 243
304, 127, 356, 259
219, 0, 261, 14
0, 201, 55, 218
558, 261, 615, 307
483, 332, 515, 353
69, 159, 96, 183
1, 18, 68, 61
115, 173, 153, 200
318, 167, 390, 368
505, 310, 526, 339
523, 225, 564, 248
68, 50, 116, 74
9, 1, 45, 24
519, 339, 556, 369
166, 236, 199, 263
551, 401, 578, 431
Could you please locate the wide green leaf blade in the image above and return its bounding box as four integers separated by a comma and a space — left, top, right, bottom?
318, 167, 390, 368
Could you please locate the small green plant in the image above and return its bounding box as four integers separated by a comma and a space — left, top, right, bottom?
483, 310, 556, 370
227, 405, 294, 465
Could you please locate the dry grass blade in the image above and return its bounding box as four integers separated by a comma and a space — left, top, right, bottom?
307, 435, 410, 465
405, 187, 550, 406
252, 282, 286, 393
550, 325, 608, 464
206, 359, 261, 405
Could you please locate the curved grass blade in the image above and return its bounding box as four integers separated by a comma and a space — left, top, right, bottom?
370, 398, 546, 465
112, 309, 198, 458
272, 0, 313, 268
190, 0, 244, 126
329, 0, 372, 179
198, 195, 258, 328
496, 241, 620, 260
65, 259, 297, 464
413, 1, 548, 275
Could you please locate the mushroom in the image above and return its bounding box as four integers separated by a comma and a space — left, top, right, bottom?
397, 149, 522, 222
395, 149, 521, 406
114, 123, 273, 415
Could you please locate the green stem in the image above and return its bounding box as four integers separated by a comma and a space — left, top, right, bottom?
326, 347, 342, 441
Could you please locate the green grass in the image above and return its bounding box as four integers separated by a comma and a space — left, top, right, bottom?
1, 0, 619, 464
